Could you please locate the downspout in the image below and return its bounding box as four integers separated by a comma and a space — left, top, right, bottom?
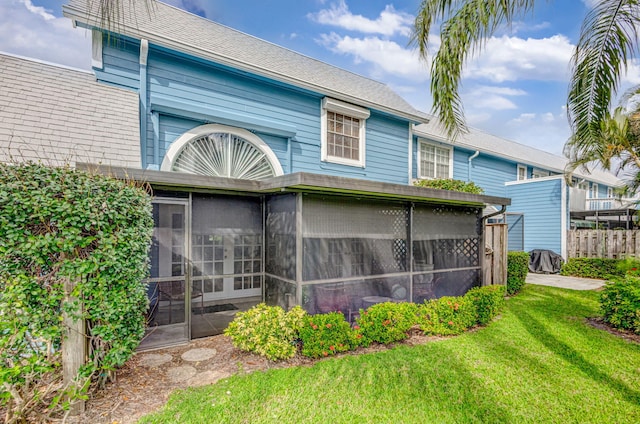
468, 150, 480, 182
408, 124, 414, 184
139, 39, 149, 169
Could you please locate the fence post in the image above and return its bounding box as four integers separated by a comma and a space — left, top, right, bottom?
62, 277, 86, 415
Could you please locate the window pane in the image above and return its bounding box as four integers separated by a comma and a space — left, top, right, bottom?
326, 112, 361, 161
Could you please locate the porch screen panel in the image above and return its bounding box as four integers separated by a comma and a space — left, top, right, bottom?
191, 194, 263, 299
301, 195, 408, 281
265, 194, 297, 281
412, 204, 482, 299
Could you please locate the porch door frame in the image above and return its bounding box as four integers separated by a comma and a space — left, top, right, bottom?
150, 197, 192, 340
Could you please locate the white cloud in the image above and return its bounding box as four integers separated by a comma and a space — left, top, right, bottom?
465, 85, 527, 111
465, 35, 574, 82
19, 0, 54, 20
308, 0, 414, 36
317, 32, 429, 81
0, 0, 91, 70
509, 20, 551, 34
501, 108, 570, 155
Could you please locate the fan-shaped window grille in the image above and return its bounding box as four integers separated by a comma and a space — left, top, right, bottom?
161, 124, 283, 180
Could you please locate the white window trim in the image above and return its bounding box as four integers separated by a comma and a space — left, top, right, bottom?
417, 139, 454, 179
591, 183, 599, 198
532, 168, 551, 179
517, 164, 527, 181
321, 97, 369, 168
607, 187, 614, 198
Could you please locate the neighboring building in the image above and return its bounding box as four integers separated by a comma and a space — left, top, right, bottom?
0, 0, 623, 349
413, 121, 630, 257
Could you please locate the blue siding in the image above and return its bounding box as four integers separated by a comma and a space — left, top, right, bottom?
139, 46, 410, 183
98, 37, 140, 90
507, 178, 564, 254
470, 154, 517, 197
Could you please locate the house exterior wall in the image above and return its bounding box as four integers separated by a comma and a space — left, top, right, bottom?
506, 177, 566, 255
98, 37, 413, 184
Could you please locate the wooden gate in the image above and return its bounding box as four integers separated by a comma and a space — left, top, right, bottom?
485, 223, 507, 285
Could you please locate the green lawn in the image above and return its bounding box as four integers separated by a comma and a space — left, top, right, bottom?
140, 285, 640, 423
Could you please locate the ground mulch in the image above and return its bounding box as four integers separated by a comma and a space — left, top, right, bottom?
56, 318, 638, 423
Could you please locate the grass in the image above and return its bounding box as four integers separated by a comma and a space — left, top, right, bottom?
140, 285, 640, 423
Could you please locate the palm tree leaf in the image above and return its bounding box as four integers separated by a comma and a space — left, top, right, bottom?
568, 0, 640, 148
411, 0, 536, 139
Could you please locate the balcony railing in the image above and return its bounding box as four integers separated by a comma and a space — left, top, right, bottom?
570, 188, 635, 211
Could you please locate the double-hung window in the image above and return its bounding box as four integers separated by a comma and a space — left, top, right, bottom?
321, 98, 370, 167
418, 140, 452, 179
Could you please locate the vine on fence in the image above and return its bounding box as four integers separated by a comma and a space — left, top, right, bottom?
0, 163, 153, 423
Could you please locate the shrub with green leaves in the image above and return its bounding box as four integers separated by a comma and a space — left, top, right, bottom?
224, 304, 306, 360
507, 251, 529, 295
0, 163, 153, 422
465, 285, 506, 325
355, 302, 420, 347
560, 257, 622, 280
616, 257, 640, 278
413, 178, 484, 194
419, 296, 477, 336
299, 312, 356, 358
600, 277, 640, 334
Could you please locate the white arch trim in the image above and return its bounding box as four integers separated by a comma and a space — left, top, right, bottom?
161, 124, 284, 178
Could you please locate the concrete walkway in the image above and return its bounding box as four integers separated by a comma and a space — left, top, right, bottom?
526, 273, 606, 290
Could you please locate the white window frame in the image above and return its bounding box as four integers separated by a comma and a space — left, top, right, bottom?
577, 180, 589, 191
607, 187, 614, 198
417, 139, 454, 179
532, 168, 551, 179
321, 97, 370, 167
590, 183, 599, 199
517, 164, 527, 181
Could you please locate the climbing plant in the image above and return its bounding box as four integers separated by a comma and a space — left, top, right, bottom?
0, 163, 153, 422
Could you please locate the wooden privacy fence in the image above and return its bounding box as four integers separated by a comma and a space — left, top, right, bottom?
485, 224, 507, 285
568, 230, 640, 258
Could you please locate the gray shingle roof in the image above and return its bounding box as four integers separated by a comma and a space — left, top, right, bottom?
414, 120, 623, 187
0, 53, 140, 167
62, 0, 428, 123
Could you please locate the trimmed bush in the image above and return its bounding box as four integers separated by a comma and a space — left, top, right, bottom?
224, 304, 306, 360
419, 296, 477, 336
465, 285, 506, 325
600, 277, 640, 334
355, 302, 420, 347
0, 163, 153, 421
413, 178, 484, 194
507, 251, 529, 295
560, 257, 622, 280
299, 312, 356, 358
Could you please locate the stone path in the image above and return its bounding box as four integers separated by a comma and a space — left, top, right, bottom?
526, 272, 606, 290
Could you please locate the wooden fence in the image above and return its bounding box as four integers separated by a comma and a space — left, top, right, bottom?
485, 224, 507, 285
567, 230, 640, 258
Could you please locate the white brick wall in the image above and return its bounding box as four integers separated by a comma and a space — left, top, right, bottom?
0, 53, 141, 168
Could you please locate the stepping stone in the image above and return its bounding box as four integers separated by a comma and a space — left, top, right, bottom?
181, 348, 217, 362
167, 365, 197, 383
138, 353, 172, 368
188, 370, 231, 387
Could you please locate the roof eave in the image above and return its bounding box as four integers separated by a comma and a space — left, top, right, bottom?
63, 5, 430, 124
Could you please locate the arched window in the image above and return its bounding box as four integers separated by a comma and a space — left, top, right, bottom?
161, 124, 283, 180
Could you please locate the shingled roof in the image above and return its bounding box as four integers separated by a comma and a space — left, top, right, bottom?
63, 0, 428, 123
0, 53, 140, 167
414, 121, 623, 187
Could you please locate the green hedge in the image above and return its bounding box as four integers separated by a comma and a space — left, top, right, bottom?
600, 277, 640, 334
413, 178, 484, 194
226, 285, 507, 360
507, 251, 529, 295
560, 258, 623, 279
0, 163, 153, 421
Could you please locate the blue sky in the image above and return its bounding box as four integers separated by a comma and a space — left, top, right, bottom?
2, 0, 639, 156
